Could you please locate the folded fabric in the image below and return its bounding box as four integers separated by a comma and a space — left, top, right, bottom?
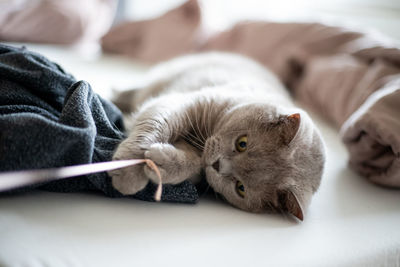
102, 0, 202, 62
341, 76, 400, 187
0, 44, 198, 203
0, 0, 116, 44
101, 0, 400, 188
206, 23, 400, 187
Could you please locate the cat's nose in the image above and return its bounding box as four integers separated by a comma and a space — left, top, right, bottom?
212, 159, 220, 172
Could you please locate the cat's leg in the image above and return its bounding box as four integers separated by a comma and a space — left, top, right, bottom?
110, 139, 201, 195
109, 104, 199, 194
109, 93, 209, 195
143, 140, 202, 185
109, 138, 149, 195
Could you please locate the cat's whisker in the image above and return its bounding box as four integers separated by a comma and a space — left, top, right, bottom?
199, 184, 212, 198
193, 106, 207, 144
180, 132, 204, 150
206, 102, 214, 138
213, 191, 223, 202
268, 202, 276, 212
187, 138, 204, 151
206, 103, 213, 138
184, 126, 205, 147
184, 111, 202, 143
204, 103, 210, 138
181, 135, 202, 150
198, 107, 207, 144
185, 110, 207, 149
201, 103, 209, 139
190, 108, 200, 135
182, 130, 197, 141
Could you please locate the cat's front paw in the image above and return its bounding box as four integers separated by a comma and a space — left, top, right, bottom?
109, 164, 149, 195
144, 143, 182, 184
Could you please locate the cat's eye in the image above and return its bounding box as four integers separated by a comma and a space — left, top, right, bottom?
235, 135, 248, 152
236, 180, 245, 198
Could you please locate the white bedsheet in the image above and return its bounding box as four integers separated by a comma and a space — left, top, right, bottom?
0, 44, 400, 267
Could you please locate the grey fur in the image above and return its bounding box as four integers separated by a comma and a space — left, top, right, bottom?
110, 52, 325, 220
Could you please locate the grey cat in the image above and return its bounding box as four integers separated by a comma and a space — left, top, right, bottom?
110, 52, 325, 221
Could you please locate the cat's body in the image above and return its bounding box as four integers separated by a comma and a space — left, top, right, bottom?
110, 52, 325, 220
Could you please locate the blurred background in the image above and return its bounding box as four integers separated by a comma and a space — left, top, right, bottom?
124, 0, 400, 40
1, 0, 399, 98
1, 0, 399, 46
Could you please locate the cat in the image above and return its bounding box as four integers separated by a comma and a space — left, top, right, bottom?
109, 52, 325, 221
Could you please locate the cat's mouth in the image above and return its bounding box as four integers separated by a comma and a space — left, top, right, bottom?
204, 162, 220, 183
203, 159, 220, 178
205, 162, 218, 173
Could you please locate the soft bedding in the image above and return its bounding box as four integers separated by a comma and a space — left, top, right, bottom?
0, 42, 399, 267
0, 1, 399, 266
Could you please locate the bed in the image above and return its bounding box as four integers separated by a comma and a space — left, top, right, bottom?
0, 42, 399, 267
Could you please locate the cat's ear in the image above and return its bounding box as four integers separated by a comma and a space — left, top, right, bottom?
279, 113, 301, 145
278, 189, 304, 221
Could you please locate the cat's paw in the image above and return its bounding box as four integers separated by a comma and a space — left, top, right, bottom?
109, 164, 149, 195
144, 143, 181, 184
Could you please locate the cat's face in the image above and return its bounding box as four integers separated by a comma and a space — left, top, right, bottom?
203, 104, 325, 220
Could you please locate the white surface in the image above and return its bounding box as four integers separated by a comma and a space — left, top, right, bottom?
1, 119, 400, 267
0, 43, 400, 267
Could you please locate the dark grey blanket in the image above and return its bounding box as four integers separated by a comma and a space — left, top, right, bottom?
0, 44, 197, 203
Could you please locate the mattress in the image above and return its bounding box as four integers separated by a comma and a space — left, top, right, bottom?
0, 44, 399, 267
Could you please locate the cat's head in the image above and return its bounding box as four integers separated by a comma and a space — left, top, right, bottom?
203, 103, 325, 221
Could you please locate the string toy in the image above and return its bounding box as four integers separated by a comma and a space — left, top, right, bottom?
0, 159, 163, 201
